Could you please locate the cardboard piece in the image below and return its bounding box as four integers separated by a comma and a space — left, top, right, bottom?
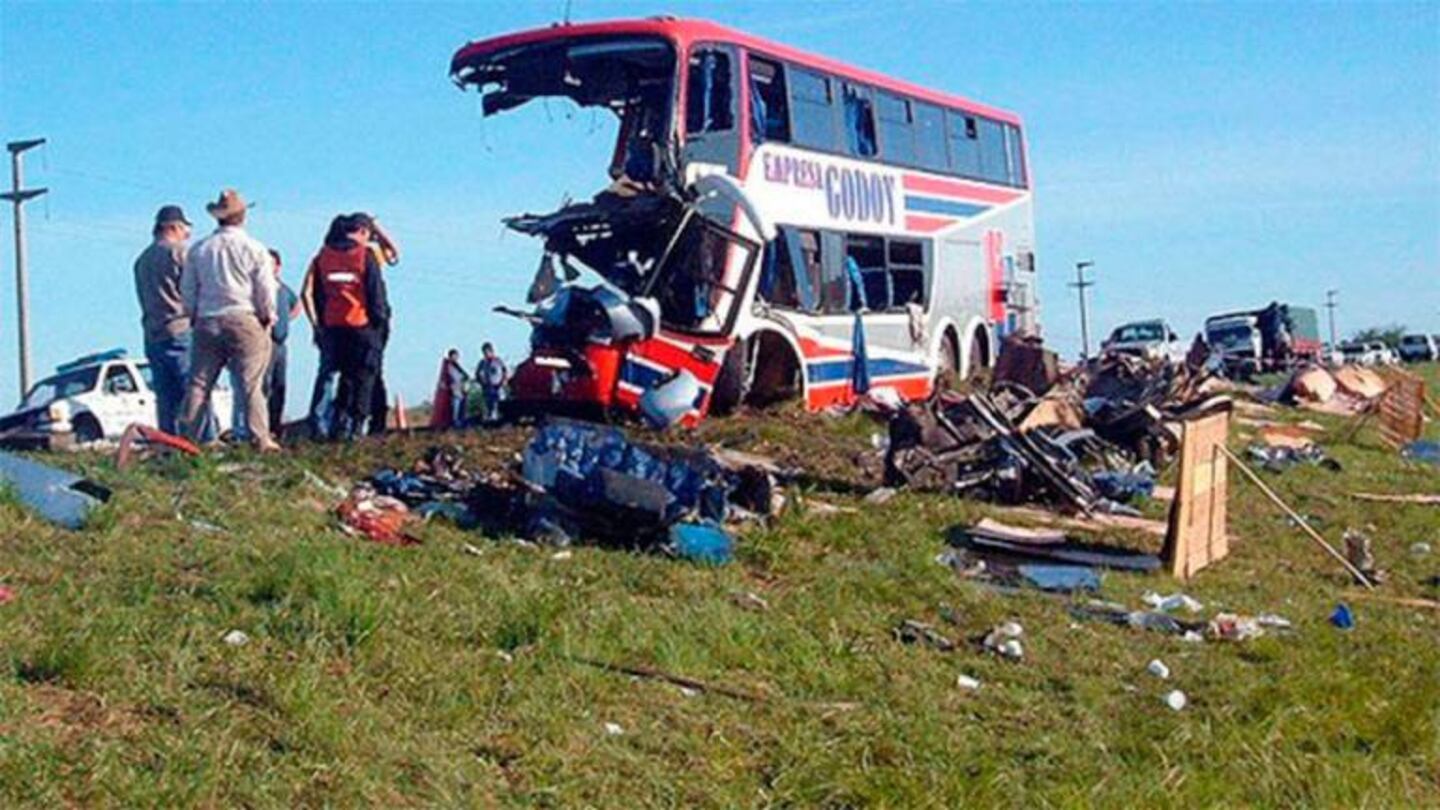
1376, 371, 1426, 449
1332, 366, 1387, 400
1163, 408, 1230, 579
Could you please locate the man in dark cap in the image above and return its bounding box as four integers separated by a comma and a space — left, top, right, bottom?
133, 204, 194, 434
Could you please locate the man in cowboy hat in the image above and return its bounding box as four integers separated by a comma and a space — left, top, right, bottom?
133, 204, 194, 434
178, 189, 280, 451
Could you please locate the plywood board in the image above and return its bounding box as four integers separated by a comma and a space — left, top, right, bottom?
1164, 409, 1230, 579
1376, 371, 1425, 449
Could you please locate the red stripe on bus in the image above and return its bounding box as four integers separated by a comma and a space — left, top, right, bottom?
902, 175, 1023, 205
905, 215, 953, 233
805, 376, 934, 410
797, 336, 852, 360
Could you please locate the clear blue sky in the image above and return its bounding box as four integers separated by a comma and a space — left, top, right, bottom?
1, 1, 1436, 411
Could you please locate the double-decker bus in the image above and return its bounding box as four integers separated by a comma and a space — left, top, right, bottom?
450, 17, 1037, 422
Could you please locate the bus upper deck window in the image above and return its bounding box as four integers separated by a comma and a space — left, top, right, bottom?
791, 68, 838, 152
843, 84, 877, 158
878, 92, 915, 165
947, 111, 981, 177
686, 50, 733, 135
748, 57, 790, 143
914, 103, 947, 172
977, 117, 1008, 185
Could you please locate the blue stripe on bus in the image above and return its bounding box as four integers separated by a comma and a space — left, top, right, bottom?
806, 357, 930, 383
904, 195, 989, 218
621, 360, 706, 407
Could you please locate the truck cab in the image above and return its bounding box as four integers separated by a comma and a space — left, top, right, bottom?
1204, 314, 1262, 377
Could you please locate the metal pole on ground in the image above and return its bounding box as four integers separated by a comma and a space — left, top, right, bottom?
2, 138, 48, 395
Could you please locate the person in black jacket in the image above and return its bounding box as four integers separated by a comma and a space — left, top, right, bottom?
309, 215, 390, 440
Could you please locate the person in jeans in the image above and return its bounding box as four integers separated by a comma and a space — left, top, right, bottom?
178, 189, 279, 451
132, 205, 193, 434
265, 249, 301, 433
475, 342, 508, 423
309, 215, 389, 440
301, 216, 348, 439
442, 348, 471, 427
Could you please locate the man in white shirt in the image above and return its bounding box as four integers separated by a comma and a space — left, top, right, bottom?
178, 189, 280, 451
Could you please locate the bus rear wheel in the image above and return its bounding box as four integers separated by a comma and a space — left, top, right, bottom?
935, 332, 960, 390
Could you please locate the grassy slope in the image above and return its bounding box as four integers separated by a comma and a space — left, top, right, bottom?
0, 368, 1437, 807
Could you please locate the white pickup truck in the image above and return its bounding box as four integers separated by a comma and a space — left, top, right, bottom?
0, 349, 233, 449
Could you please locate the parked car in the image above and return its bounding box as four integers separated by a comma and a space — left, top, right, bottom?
1101, 319, 1186, 365
0, 349, 233, 449
1372, 342, 1400, 365
1397, 334, 1438, 363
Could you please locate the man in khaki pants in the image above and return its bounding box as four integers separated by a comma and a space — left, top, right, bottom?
178, 189, 280, 451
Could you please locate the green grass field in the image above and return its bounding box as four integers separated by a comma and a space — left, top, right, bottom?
1, 367, 1437, 807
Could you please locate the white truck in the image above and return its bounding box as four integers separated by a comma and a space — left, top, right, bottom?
0, 349, 233, 449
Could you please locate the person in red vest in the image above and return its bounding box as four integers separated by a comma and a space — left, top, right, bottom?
308, 214, 390, 440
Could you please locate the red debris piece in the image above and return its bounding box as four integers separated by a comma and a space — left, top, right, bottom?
335, 488, 421, 547
116, 423, 202, 469
0, 585, 15, 605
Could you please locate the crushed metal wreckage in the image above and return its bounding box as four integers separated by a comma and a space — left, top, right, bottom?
883, 338, 1227, 513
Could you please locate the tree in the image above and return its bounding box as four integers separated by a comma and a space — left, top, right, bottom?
1349, 324, 1407, 348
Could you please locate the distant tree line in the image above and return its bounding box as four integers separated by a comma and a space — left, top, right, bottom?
1349, 324, 1407, 347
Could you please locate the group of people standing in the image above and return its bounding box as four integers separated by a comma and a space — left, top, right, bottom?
435, 342, 509, 428
133, 189, 399, 449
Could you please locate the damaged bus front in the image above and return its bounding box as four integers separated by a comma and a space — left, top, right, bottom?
452, 19, 1039, 425
451, 22, 762, 425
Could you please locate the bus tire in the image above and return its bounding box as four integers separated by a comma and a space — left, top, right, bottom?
936, 330, 960, 390
710, 339, 751, 416
746, 332, 801, 407
965, 329, 990, 381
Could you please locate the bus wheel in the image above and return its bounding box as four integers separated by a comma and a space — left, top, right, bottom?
710, 338, 752, 416
935, 332, 960, 390
965, 331, 989, 382
746, 333, 800, 407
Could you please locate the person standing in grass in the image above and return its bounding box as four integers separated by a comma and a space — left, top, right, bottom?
475, 342, 508, 423
265, 249, 302, 434
133, 204, 194, 435
178, 189, 279, 451
308, 215, 389, 440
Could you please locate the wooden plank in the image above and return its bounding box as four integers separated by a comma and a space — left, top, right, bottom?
1376, 371, 1425, 449
1163, 409, 1230, 579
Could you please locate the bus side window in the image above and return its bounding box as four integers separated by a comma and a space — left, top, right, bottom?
761, 227, 821, 312
685, 50, 734, 135
947, 111, 981, 177
845, 235, 887, 311
819, 232, 849, 313
1004, 123, 1027, 187
914, 103, 947, 172
977, 117, 1008, 184
748, 56, 790, 143
790, 68, 838, 152
888, 239, 926, 308
878, 92, 915, 165
842, 84, 877, 158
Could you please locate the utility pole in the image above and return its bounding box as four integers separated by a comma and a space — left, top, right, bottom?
1070, 260, 1095, 361
1324, 288, 1339, 348
2, 138, 47, 395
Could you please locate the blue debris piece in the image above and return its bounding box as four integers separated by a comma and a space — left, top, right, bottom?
0, 451, 111, 529
1091, 470, 1156, 503
1329, 602, 1355, 630
668, 522, 734, 565
1018, 564, 1102, 593
1401, 440, 1440, 466
523, 420, 732, 534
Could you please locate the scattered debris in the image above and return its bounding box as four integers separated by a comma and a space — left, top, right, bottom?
1329, 602, 1355, 630
1017, 564, 1102, 593
955, 674, 982, 691
0, 584, 15, 605
1142, 591, 1204, 614
863, 487, 898, 505
1163, 407, 1231, 580
461, 542, 486, 557
728, 591, 770, 612
1146, 659, 1171, 680
603, 722, 625, 737
115, 423, 201, 469
667, 522, 734, 565
335, 486, 422, 547
1208, 613, 1264, 642
953, 521, 1161, 572
571, 656, 766, 702
894, 619, 956, 652
982, 622, 1025, 659
1349, 492, 1440, 506
1342, 529, 1387, 584
1163, 689, 1188, 712
1401, 440, 1440, 466
550, 549, 572, 561
1246, 443, 1340, 473
221, 630, 250, 647
0, 451, 112, 529
1410, 542, 1433, 556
